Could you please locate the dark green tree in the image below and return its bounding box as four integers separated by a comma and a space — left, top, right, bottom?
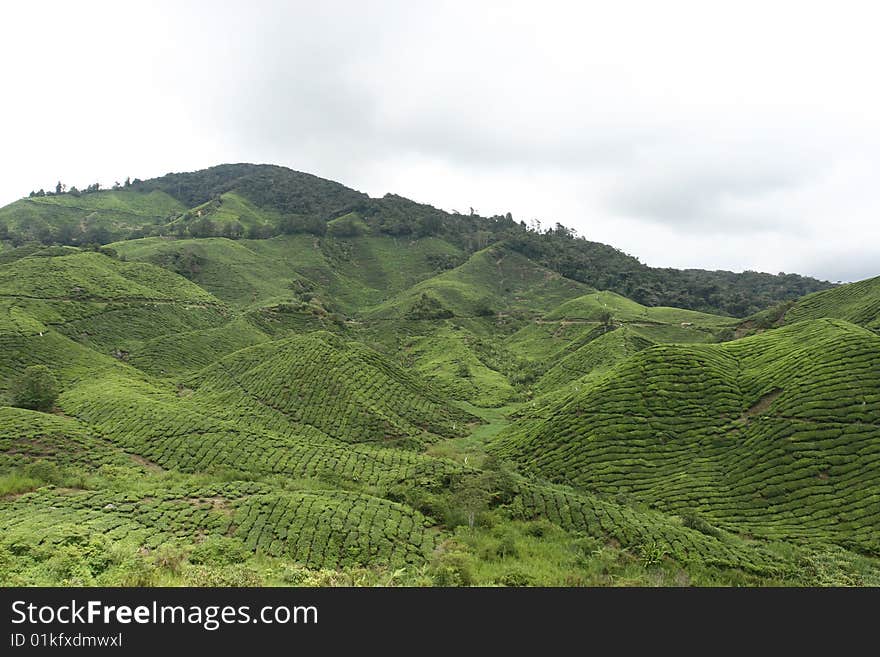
13, 365, 59, 412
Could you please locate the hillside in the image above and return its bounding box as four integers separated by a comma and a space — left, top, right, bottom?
491, 319, 880, 552
784, 276, 880, 331
112, 233, 464, 312
533, 326, 655, 394
187, 332, 475, 446
367, 246, 592, 320
0, 163, 877, 587
738, 275, 880, 339
0, 189, 183, 244
0, 163, 830, 317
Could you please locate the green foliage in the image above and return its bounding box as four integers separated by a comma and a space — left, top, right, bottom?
0, 165, 875, 587
774, 275, 880, 333
493, 319, 880, 553
327, 212, 368, 238
189, 536, 250, 566
12, 365, 58, 412
406, 293, 453, 320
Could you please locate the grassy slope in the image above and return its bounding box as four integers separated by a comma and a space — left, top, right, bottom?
491, 319, 880, 552
534, 326, 655, 394
367, 246, 592, 320
180, 192, 281, 232
0, 223, 877, 585
399, 326, 518, 407
113, 234, 464, 313
187, 332, 475, 446
0, 251, 230, 359
0, 190, 183, 236
0, 275, 471, 574
0, 251, 217, 302
546, 290, 734, 328
784, 275, 880, 332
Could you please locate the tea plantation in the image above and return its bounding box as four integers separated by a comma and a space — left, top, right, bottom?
0, 166, 877, 587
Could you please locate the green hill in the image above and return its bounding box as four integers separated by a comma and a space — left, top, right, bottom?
1, 162, 830, 317
0, 250, 216, 302
491, 319, 880, 553
368, 246, 592, 320
784, 275, 880, 332
0, 190, 183, 244
534, 326, 655, 394
133, 162, 368, 215
545, 290, 733, 327
112, 233, 464, 313
738, 275, 880, 337
0, 163, 876, 587
189, 332, 474, 446
0, 250, 229, 357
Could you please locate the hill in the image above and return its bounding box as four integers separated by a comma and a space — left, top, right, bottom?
0, 163, 876, 587
0, 250, 217, 303
0, 163, 831, 317
533, 326, 655, 394
187, 332, 475, 446
367, 246, 592, 320
111, 233, 464, 312
491, 319, 880, 553
132, 162, 368, 215
784, 275, 880, 331
0, 250, 229, 359
0, 189, 183, 245
738, 275, 880, 338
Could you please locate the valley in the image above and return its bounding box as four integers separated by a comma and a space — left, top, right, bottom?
0, 164, 877, 587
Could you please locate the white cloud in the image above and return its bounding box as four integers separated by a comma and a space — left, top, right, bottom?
1, 0, 879, 281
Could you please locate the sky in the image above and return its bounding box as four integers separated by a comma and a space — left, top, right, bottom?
1, 1, 878, 282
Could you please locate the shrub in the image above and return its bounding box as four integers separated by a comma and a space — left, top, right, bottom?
681, 512, 722, 538
188, 536, 250, 566
12, 365, 59, 412
22, 461, 63, 486
153, 544, 188, 575
474, 299, 495, 317
428, 543, 475, 587
523, 519, 557, 538
498, 569, 534, 587
184, 564, 262, 587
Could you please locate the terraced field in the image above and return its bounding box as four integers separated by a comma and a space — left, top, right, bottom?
0, 170, 878, 586
367, 246, 592, 320
0, 190, 184, 243
534, 326, 655, 394
0, 482, 437, 576
232, 490, 436, 567
0, 407, 133, 472
113, 233, 465, 312
189, 333, 475, 445
0, 251, 217, 303
509, 481, 783, 573
784, 275, 880, 332
492, 319, 880, 553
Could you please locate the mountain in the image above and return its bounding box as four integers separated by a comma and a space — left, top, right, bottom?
1, 163, 830, 316
0, 163, 877, 587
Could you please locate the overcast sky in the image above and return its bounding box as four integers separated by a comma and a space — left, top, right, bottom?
2, 1, 878, 281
